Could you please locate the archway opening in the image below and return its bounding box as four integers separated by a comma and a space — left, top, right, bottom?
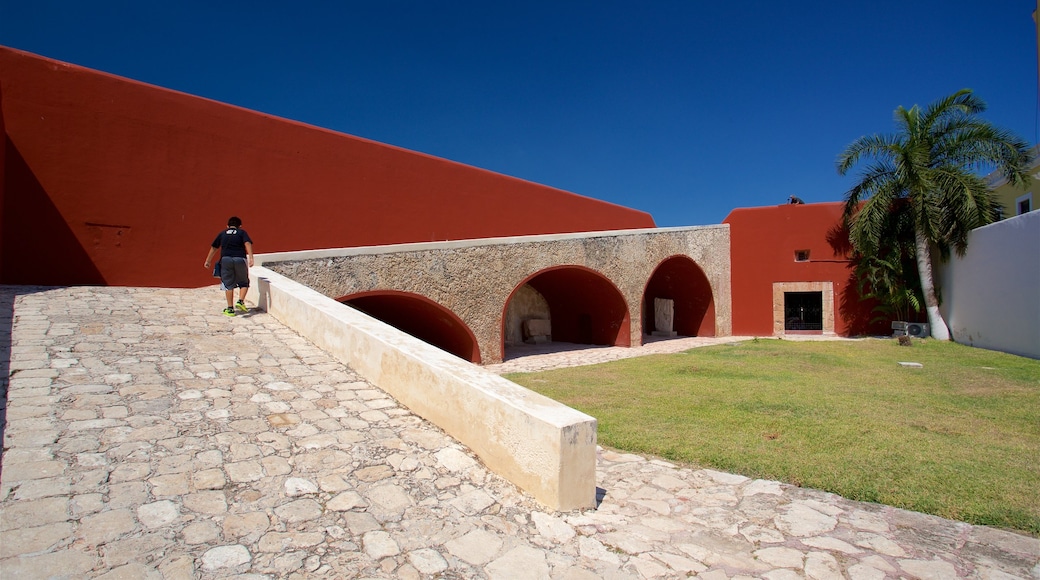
643, 256, 715, 338
341, 291, 481, 363
502, 266, 630, 360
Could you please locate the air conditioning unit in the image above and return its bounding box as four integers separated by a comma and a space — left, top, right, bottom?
906, 323, 930, 338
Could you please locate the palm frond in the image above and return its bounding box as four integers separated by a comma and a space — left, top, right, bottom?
836, 133, 900, 175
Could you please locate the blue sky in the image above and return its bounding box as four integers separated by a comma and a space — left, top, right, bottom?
2, 1, 1037, 226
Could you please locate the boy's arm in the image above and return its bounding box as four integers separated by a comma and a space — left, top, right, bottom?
204, 246, 219, 268
245, 242, 254, 267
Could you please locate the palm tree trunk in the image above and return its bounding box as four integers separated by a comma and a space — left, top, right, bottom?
914, 229, 951, 340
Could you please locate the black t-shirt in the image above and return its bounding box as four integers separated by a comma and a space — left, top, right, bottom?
212, 227, 253, 259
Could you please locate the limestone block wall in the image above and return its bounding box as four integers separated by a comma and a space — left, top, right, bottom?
258, 226, 732, 364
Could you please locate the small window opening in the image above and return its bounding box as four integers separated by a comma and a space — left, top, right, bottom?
794, 250, 810, 262
1018, 196, 1032, 215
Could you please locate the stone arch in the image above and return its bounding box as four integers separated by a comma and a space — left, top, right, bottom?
501, 266, 631, 359
643, 255, 716, 338
339, 290, 481, 363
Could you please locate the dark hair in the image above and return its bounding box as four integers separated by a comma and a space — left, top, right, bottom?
227, 216, 242, 227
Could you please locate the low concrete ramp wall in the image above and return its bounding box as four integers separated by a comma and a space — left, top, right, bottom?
250, 266, 598, 510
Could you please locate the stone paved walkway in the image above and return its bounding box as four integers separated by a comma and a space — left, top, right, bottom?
1, 286, 1036, 579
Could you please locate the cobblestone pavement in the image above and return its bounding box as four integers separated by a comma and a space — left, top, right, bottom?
1, 286, 1036, 579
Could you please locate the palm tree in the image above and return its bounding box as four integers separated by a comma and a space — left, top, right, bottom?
837, 89, 1032, 340
852, 202, 923, 325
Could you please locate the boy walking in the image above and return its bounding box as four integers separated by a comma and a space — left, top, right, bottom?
204, 216, 254, 316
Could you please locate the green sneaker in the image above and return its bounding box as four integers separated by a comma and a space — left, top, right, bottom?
235, 300, 248, 312
223, 307, 236, 317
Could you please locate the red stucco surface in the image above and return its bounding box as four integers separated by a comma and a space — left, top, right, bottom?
724, 202, 882, 337
0, 47, 655, 287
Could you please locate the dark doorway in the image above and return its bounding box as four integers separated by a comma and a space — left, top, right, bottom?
642, 256, 715, 338
784, 292, 823, 331
501, 266, 630, 361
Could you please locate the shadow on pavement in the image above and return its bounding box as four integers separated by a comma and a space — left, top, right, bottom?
0, 285, 56, 481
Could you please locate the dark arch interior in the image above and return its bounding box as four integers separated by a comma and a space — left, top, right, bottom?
343, 293, 480, 363
523, 267, 631, 347
643, 257, 715, 337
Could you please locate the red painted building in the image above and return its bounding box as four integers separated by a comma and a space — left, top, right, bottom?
0, 47, 654, 288
724, 202, 884, 337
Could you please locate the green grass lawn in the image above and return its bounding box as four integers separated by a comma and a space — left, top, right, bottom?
506, 338, 1040, 535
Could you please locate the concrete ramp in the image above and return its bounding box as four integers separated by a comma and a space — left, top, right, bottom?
250, 266, 598, 510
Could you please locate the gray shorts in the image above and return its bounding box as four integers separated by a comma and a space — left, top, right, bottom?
219, 256, 249, 291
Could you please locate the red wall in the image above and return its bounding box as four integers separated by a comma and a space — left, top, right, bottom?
0, 47, 655, 287
723, 202, 882, 337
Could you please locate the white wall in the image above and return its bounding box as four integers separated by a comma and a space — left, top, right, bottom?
938, 211, 1040, 359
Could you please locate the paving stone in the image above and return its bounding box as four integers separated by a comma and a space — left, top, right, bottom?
802, 535, 862, 554
137, 500, 180, 528
183, 490, 228, 514
182, 520, 222, 545
445, 528, 504, 565
847, 563, 888, 580
273, 498, 323, 523
109, 462, 152, 483
532, 511, 577, 543
107, 481, 150, 509
201, 544, 252, 572
0, 548, 97, 579
284, 477, 319, 496
804, 551, 843, 579
261, 455, 292, 475
854, 531, 909, 557
0, 496, 68, 531
95, 560, 161, 580
407, 548, 449, 574
258, 531, 325, 552
327, 490, 367, 511
193, 468, 227, 490
754, 546, 805, 569
150, 472, 191, 496
362, 530, 401, 559
486, 545, 550, 580
11, 476, 71, 501
898, 557, 960, 580
223, 511, 271, 541
0, 522, 74, 558
225, 460, 265, 482
451, 488, 496, 515
70, 493, 105, 516
775, 502, 838, 537
79, 508, 137, 545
